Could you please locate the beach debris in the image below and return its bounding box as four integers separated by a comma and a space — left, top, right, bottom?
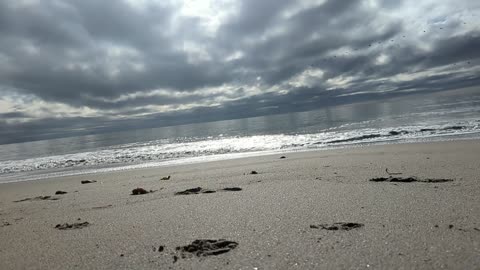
385, 168, 402, 175
250, 170, 258, 175
160, 175, 171, 180
55, 191, 68, 195
132, 188, 148, 195
280, 156, 286, 159
13, 196, 59, 202
369, 176, 453, 183
158, 245, 164, 252
222, 187, 242, 192
310, 222, 364, 231
175, 186, 242, 195
35, 196, 56, 200
131, 188, 156, 195
55, 221, 90, 230
175, 187, 216, 195
176, 239, 238, 257
81, 180, 97, 184
449, 224, 454, 229
173, 255, 178, 263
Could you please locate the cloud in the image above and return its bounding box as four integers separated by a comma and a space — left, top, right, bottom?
0, 0, 479, 143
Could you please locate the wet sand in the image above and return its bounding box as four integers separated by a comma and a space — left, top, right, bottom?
0, 140, 479, 269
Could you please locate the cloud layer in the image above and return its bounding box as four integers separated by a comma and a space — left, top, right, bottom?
1, 0, 480, 143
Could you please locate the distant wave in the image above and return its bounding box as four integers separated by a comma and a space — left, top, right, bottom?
325, 125, 468, 144
326, 134, 383, 144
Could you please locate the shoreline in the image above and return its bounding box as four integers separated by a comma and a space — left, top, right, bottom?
1, 134, 479, 185
1, 139, 479, 269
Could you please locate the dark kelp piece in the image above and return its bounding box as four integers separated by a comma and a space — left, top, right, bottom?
370, 177, 417, 182
369, 176, 453, 183
222, 187, 242, 192
422, 178, 455, 183
310, 222, 364, 231
131, 188, 155, 195
250, 171, 258, 174
160, 175, 171, 180
176, 239, 238, 257
81, 180, 97, 184
55, 191, 68, 195
55, 221, 90, 230
175, 187, 216, 195
14, 196, 59, 202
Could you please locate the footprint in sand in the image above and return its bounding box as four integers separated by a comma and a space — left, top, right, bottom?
175, 239, 238, 258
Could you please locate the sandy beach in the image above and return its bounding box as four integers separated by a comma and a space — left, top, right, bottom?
0, 139, 479, 269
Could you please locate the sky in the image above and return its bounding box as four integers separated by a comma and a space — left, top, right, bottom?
0, 0, 479, 144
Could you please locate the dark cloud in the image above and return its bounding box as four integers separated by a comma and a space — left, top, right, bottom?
0, 112, 29, 119
0, 0, 230, 105
215, 0, 408, 88
0, 0, 479, 144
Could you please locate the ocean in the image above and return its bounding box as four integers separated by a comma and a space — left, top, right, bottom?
1, 87, 479, 183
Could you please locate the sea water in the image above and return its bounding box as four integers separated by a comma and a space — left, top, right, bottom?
1, 87, 479, 183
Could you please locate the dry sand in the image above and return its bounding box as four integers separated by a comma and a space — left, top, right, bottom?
0, 140, 479, 269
